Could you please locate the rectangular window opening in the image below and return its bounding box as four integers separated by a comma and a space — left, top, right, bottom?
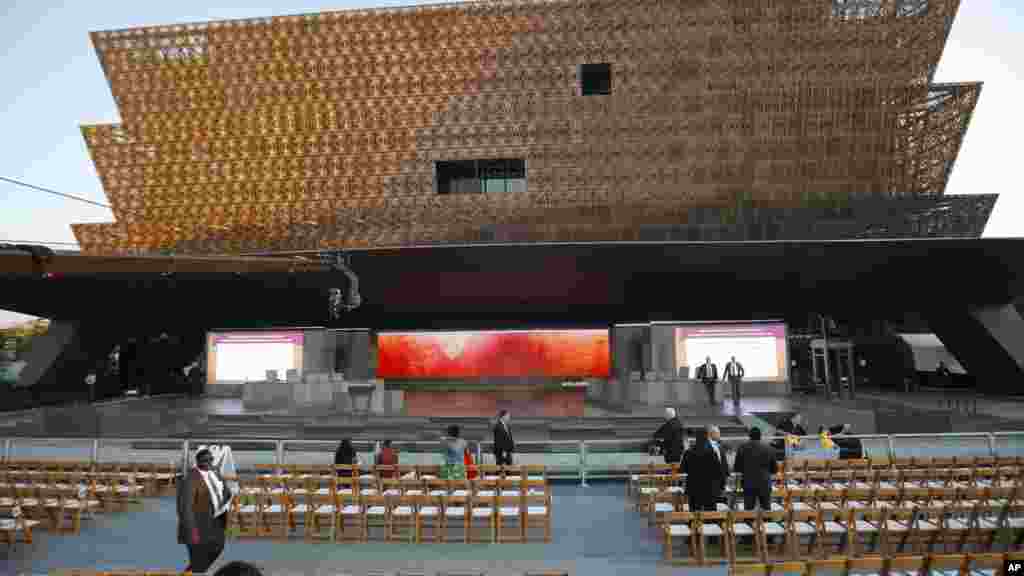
436, 159, 526, 195
580, 63, 612, 96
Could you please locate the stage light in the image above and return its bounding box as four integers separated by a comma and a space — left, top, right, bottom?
321, 251, 361, 319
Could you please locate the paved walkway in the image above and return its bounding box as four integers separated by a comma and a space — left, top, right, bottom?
1, 482, 723, 576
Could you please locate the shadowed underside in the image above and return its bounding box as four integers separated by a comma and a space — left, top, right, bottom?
72, 0, 984, 255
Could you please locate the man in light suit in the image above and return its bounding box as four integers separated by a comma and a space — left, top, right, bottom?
493, 410, 514, 466
695, 357, 719, 406
177, 448, 232, 573
724, 356, 745, 407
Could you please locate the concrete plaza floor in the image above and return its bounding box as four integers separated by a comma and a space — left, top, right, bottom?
0, 481, 724, 576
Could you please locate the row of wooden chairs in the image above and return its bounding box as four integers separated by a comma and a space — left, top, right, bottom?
630, 459, 1024, 494
631, 465, 1023, 505
256, 463, 549, 482
640, 482, 1023, 516
1, 460, 177, 496
729, 552, 1024, 576
0, 471, 146, 538
239, 475, 549, 501
227, 476, 552, 543
661, 504, 1024, 564
644, 485, 1024, 527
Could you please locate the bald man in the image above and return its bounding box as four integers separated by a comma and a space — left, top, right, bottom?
652, 407, 684, 464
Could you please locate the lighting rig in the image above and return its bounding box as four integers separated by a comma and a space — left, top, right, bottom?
320, 251, 361, 319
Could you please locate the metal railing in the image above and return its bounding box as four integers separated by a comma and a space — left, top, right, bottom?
3, 432, 1023, 486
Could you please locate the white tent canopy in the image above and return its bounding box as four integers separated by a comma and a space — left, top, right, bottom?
897, 333, 966, 374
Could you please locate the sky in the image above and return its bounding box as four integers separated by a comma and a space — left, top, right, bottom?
1, 1, 1021, 326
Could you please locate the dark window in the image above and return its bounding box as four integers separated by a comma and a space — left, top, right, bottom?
436, 159, 526, 195
580, 63, 612, 96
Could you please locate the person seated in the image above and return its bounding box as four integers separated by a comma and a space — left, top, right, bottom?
828, 424, 864, 459
772, 413, 807, 451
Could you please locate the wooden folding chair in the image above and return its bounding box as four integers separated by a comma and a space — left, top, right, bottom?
337, 482, 364, 542
789, 508, 821, 560
496, 490, 523, 543
760, 509, 790, 562
234, 487, 262, 538
307, 476, 337, 541
915, 504, 947, 555
441, 492, 469, 543
387, 493, 417, 543
283, 477, 311, 539
415, 493, 443, 543
818, 508, 852, 558
695, 511, 729, 565
468, 486, 496, 543
883, 508, 917, 556
730, 510, 763, 564
849, 507, 885, 558
0, 502, 39, 547
650, 489, 677, 526
523, 480, 551, 543
261, 492, 289, 540
363, 493, 389, 542
662, 511, 695, 562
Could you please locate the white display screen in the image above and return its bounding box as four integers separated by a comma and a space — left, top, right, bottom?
675, 322, 788, 382
206, 331, 304, 384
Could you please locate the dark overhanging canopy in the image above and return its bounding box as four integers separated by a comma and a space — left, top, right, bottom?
1, 238, 1022, 331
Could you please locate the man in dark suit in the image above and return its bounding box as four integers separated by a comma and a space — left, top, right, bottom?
177, 448, 232, 573
652, 407, 684, 464
734, 427, 777, 510
724, 356, 745, 408
707, 425, 730, 506
493, 409, 514, 466
695, 357, 719, 406
682, 427, 727, 511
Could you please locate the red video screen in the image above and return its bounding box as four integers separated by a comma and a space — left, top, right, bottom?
377, 329, 610, 379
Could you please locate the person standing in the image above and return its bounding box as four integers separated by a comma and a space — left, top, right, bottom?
375, 439, 398, 477
733, 427, 777, 510
724, 356, 745, 407
936, 360, 952, 388
177, 448, 232, 573
442, 425, 468, 480
707, 425, 730, 506
652, 407, 684, 465
695, 356, 719, 406
334, 439, 359, 477
682, 428, 715, 511
493, 410, 514, 466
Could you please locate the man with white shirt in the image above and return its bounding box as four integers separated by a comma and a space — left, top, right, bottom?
695, 357, 719, 406
177, 448, 232, 573
724, 356, 745, 407
707, 425, 730, 506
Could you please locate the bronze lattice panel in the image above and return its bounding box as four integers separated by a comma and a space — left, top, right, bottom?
72, 0, 982, 255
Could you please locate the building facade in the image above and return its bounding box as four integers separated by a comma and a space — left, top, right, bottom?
72, 0, 990, 255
